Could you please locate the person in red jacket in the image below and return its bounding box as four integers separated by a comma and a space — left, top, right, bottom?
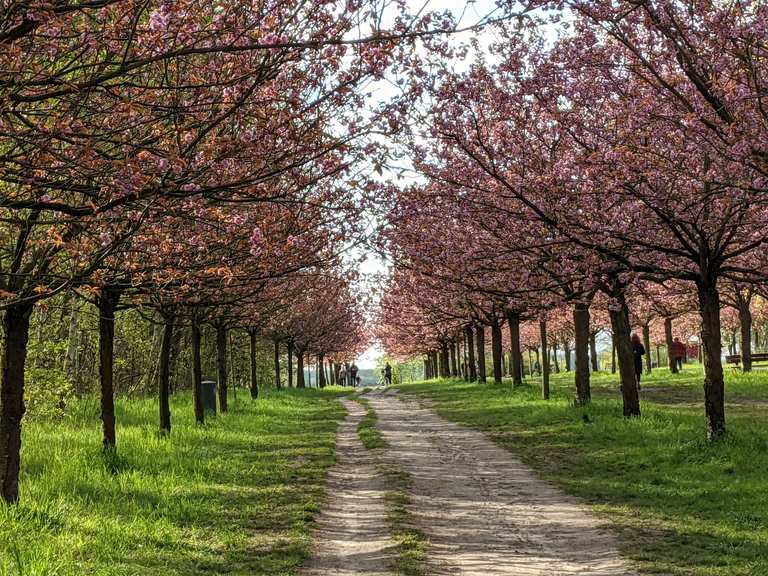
670, 337, 686, 371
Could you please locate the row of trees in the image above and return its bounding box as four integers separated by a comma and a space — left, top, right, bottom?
374, 1, 768, 441
2, 0, 503, 504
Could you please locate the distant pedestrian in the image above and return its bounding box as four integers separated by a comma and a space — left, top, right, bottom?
350, 363, 358, 387
339, 366, 347, 387
671, 337, 686, 371
631, 333, 646, 386
384, 362, 392, 386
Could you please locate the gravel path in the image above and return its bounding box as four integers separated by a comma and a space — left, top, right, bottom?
366, 389, 634, 576
301, 399, 394, 576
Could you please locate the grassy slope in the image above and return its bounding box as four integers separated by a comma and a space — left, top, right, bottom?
398, 366, 768, 576
0, 389, 346, 576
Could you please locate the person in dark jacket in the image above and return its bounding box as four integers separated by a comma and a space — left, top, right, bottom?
384, 362, 392, 386
631, 333, 646, 386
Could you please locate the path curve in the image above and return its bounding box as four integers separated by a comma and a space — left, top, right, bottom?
367, 389, 635, 576
302, 398, 394, 576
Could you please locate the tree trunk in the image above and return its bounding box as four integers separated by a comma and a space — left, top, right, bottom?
739, 301, 753, 373
611, 340, 617, 374
540, 320, 550, 399
664, 317, 678, 373
0, 303, 33, 503
450, 340, 459, 377
528, 349, 534, 375
590, 333, 599, 372
552, 344, 560, 373
216, 324, 228, 412
505, 310, 523, 386
65, 300, 80, 385
465, 325, 477, 382
159, 312, 174, 434
656, 345, 661, 369
573, 303, 591, 405
440, 342, 450, 378
97, 289, 120, 450
273, 339, 281, 389
564, 342, 571, 372
296, 351, 304, 388
191, 313, 204, 424
475, 325, 487, 383
249, 329, 258, 399
642, 323, 652, 375
287, 343, 294, 388
608, 291, 641, 417
490, 319, 503, 384
697, 282, 726, 440
318, 354, 326, 388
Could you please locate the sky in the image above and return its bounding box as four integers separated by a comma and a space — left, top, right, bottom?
353, 0, 501, 368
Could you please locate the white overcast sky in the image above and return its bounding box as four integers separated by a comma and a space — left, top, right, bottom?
354, 0, 503, 367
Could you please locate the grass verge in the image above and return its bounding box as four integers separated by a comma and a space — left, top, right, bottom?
397, 366, 768, 576
0, 389, 346, 576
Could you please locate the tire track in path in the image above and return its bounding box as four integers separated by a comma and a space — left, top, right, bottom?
302, 398, 395, 576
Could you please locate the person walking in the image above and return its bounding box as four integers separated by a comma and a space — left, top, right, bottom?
631, 333, 646, 388
350, 362, 359, 387
671, 337, 686, 372
384, 362, 392, 386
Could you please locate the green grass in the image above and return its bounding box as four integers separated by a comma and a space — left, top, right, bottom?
0, 389, 347, 576
379, 463, 428, 576
353, 395, 387, 450
398, 365, 768, 576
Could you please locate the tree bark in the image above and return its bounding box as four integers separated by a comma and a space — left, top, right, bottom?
159, 312, 175, 434
552, 344, 560, 373
287, 342, 294, 388
608, 292, 641, 417
215, 324, 228, 412
475, 325, 487, 383
318, 354, 326, 388
697, 282, 726, 440
664, 317, 678, 373
450, 340, 458, 377
738, 301, 753, 373
297, 351, 305, 388
65, 300, 80, 385
191, 312, 204, 424
564, 342, 571, 372
249, 329, 259, 399
573, 303, 591, 405
590, 333, 599, 372
611, 340, 617, 374
97, 289, 121, 450
273, 339, 281, 389
465, 325, 477, 382
491, 319, 503, 384
505, 310, 523, 386
540, 320, 550, 399
440, 341, 450, 378
642, 323, 653, 375
0, 303, 33, 503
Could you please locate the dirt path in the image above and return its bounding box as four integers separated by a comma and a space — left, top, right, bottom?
367, 389, 634, 576
302, 399, 394, 576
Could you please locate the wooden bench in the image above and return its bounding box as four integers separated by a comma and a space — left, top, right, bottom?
726, 353, 768, 368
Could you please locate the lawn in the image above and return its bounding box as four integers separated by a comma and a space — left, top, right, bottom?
0, 389, 347, 576
398, 365, 768, 576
